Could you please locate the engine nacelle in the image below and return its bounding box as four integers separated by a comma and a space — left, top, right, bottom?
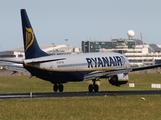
108, 73, 129, 86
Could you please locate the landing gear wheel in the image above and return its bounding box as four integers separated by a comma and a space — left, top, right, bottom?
88, 79, 100, 92
94, 84, 99, 92
88, 84, 93, 92
59, 84, 64, 92
53, 84, 58, 92
53, 84, 64, 92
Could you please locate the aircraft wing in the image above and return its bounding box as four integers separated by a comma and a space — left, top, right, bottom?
130, 64, 161, 71
84, 69, 130, 80
0, 58, 23, 64
0, 58, 28, 74
2, 64, 29, 74
84, 64, 161, 80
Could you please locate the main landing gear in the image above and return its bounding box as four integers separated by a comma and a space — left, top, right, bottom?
88, 80, 99, 92
53, 84, 64, 92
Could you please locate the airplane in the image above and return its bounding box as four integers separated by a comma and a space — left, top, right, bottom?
0, 9, 161, 92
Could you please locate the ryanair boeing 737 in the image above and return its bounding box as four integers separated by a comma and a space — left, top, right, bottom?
1, 9, 161, 92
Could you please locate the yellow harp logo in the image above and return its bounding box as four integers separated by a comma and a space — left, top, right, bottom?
25, 27, 34, 51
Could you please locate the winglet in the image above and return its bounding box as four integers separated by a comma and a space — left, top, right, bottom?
20, 9, 49, 59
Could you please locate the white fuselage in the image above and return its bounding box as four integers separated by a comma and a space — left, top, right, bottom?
24, 52, 130, 72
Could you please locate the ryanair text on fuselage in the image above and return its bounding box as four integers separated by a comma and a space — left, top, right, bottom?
86, 56, 125, 68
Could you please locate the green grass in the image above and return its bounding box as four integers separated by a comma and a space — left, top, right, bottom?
0, 96, 161, 120
0, 73, 161, 93
0, 73, 161, 120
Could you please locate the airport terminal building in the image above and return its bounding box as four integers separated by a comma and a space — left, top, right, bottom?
82, 30, 161, 66
82, 39, 161, 66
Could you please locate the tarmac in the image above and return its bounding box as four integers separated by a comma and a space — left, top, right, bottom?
0, 90, 161, 99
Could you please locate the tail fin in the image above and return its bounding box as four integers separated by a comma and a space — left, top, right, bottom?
20, 9, 49, 59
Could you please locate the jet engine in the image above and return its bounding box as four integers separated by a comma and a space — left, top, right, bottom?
108, 73, 128, 86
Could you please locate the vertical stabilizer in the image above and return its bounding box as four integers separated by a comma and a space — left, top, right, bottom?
21, 9, 49, 59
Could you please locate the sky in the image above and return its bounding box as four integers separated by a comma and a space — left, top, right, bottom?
0, 0, 161, 51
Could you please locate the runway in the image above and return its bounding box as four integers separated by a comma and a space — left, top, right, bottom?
0, 90, 161, 99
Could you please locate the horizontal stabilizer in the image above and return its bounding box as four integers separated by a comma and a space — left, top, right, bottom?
24, 57, 66, 64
